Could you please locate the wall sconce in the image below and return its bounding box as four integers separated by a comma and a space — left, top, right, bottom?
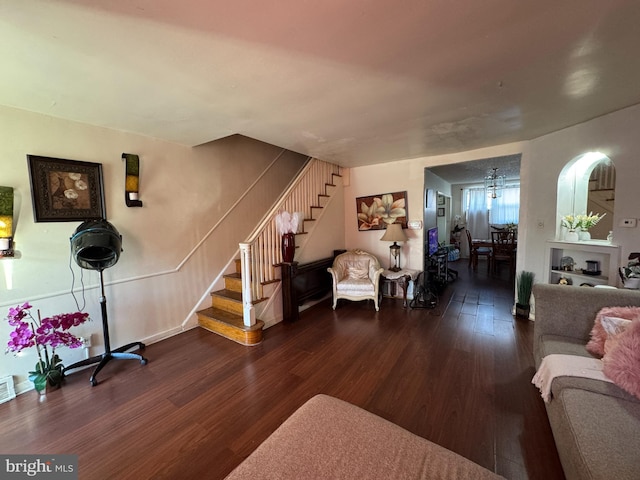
0, 186, 14, 257
122, 153, 143, 207
380, 223, 408, 271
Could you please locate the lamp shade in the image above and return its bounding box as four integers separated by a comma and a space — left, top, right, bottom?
71, 219, 122, 271
380, 223, 408, 242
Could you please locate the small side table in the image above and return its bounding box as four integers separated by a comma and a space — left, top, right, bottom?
381, 268, 420, 308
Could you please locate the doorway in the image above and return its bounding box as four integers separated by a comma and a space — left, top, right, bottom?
424, 154, 522, 271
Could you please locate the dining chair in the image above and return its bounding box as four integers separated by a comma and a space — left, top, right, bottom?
466, 229, 492, 271
491, 230, 516, 279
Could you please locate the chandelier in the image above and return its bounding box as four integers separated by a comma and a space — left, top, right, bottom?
484, 168, 505, 199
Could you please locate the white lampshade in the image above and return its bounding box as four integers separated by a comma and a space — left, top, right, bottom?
380, 223, 408, 242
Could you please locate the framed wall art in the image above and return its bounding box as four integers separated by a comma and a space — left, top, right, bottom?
437, 207, 445, 217
356, 191, 407, 231
27, 155, 106, 222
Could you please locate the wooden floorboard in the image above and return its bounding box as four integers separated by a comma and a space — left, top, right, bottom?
0, 259, 565, 480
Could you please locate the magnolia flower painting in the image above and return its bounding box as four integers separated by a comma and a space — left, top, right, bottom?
356, 191, 407, 231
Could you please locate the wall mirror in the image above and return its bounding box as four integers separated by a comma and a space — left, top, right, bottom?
556, 152, 615, 240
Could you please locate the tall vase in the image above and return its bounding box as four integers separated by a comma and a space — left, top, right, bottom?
578, 230, 591, 241
281, 233, 295, 263
565, 229, 579, 242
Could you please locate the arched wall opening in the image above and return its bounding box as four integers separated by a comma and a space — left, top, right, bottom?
556, 151, 614, 240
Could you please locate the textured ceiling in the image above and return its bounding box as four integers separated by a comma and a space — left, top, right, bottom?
428, 154, 521, 184
1, 1, 640, 168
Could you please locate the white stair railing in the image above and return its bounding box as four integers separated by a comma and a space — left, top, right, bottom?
240, 159, 340, 326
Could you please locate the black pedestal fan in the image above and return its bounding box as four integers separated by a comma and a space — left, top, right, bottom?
64, 219, 147, 386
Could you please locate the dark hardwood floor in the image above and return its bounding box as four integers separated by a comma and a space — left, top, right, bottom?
0, 258, 564, 480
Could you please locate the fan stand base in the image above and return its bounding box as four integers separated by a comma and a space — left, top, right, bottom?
63, 269, 148, 386
64, 342, 147, 386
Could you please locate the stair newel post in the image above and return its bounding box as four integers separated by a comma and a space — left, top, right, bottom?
239, 242, 256, 327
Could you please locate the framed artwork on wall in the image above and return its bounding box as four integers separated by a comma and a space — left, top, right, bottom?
356, 191, 407, 231
437, 207, 445, 217
27, 155, 106, 222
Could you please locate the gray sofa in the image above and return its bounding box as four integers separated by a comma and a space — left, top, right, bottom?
533, 284, 640, 480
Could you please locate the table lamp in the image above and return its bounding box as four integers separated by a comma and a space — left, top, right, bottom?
380, 223, 408, 271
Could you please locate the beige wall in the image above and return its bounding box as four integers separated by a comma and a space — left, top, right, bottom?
344, 142, 526, 272
0, 105, 306, 392
4, 100, 640, 392
522, 104, 640, 286
344, 103, 640, 306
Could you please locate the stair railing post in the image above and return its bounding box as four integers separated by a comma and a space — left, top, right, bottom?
239, 242, 256, 327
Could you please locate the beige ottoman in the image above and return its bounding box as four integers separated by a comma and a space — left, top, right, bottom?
225, 394, 503, 480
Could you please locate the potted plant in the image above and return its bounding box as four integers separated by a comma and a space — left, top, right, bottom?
576, 212, 605, 241
449, 215, 465, 249
515, 271, 535, 319
561, 215, 580, 242
619, 256, 640, 289
5, 302, 89, 394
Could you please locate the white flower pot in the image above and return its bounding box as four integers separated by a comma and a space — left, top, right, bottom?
624, 277, 640, 289
578, 230, 591, 241
565, 230, 579, 242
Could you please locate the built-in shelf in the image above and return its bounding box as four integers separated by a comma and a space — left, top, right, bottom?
550, 269, 608, 285
545, 240, 621, 287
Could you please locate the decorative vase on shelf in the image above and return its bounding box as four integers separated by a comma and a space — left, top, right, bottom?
578, 230, 591, 241
281, 232, 295, 263
565, 230, 579, 242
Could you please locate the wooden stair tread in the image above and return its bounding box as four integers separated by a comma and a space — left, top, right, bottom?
197, 307, 264, 346
210, 289, 268, 305
197, 307, 253, 328
211, 289, 242, 302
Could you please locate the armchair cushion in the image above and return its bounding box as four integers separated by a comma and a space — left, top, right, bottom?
344, 259, 371, 280
337, 278, 376, 293
328, 250, 383, 311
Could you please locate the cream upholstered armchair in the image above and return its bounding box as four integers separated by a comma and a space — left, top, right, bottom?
327, 250, 384, 311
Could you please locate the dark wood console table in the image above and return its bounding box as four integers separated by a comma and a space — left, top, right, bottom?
281, 250, 344, 322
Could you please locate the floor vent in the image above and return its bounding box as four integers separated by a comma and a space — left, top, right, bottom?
0, 376, 16, 404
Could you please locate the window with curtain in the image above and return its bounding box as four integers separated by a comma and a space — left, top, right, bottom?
489, 185, 520, 224
464, 184, 520, 238
464, 187, 489, 240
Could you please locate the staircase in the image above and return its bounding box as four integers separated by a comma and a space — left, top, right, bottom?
196, 259, 266, 346
196, 159, 341, 346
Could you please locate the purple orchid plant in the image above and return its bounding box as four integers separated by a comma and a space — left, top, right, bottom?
6, 302, 89, 392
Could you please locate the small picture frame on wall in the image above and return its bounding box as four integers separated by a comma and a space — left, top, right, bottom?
437, 207, 445, 217
27, 155, 106, 222
437, 194, 445, 205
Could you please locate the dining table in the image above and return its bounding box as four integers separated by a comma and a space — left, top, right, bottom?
471, 238, 518, 249
471, 238, 518, 274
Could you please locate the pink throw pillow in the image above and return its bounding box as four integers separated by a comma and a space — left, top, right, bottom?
586, 307, 640, 358
603, 319, 640, 400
